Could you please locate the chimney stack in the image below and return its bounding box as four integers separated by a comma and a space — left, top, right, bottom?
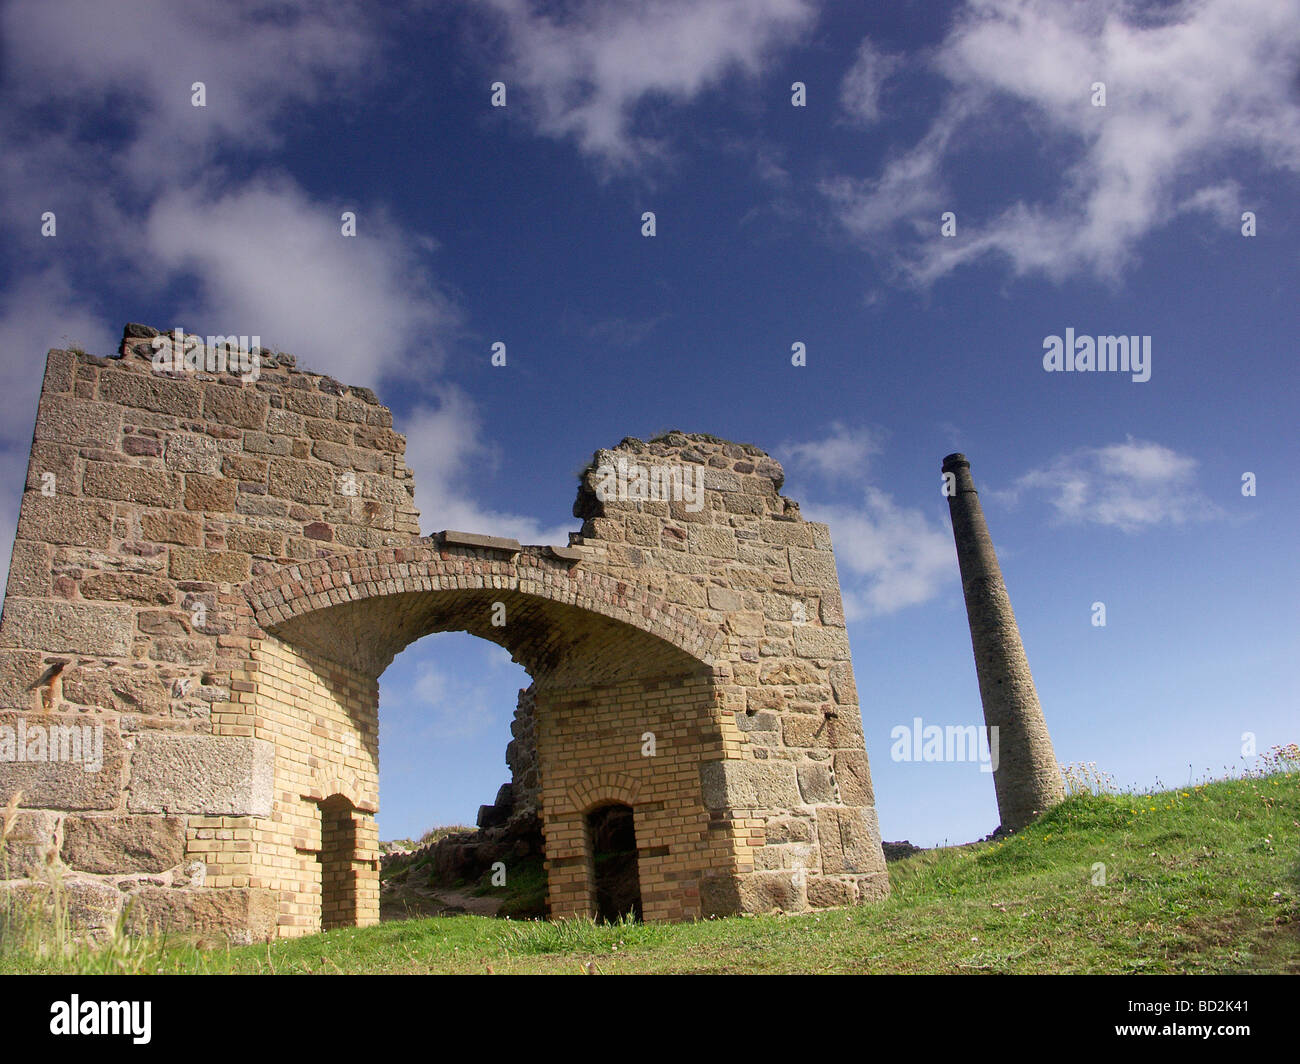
943, 453, 1064, 832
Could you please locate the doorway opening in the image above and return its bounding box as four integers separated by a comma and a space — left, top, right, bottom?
586, 802, 642, 923
376, 632, 542, 920
319, 795, 361, 930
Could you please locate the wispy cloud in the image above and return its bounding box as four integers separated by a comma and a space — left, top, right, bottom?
839, 38, 900, 126
381, 654, 513, 743
825, 0, 1300, 284
480, 0, 816, 169
782, 422, 883, 479
563, 309, 671, 350
822, 94, 974, 248
1, 0, 378, 188
812, 490, 958, 620
0, 272, 116, 577
401, 387, 576, 546
1001, 437, 1215, 532
780, 424, 956, 619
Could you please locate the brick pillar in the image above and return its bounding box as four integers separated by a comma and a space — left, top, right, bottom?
942, 453, 1064, 831
353, 812, 380, 928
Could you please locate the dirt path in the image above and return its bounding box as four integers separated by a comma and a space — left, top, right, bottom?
380, 879, 503, 921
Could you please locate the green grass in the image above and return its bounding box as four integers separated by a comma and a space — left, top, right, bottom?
4, 771, 1297, 974
385, 824, 476, 853
470, 853, 549, 920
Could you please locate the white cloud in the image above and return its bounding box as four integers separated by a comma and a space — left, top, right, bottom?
384, 655, 507, 742
1006, 437, 1213, 532
809, 490, 956, 620
143, 178, 461, 389
481, 0, 816, 168
579, 311, 670, 349
0, 0, 377, 189
782, 433, 1217, 619
780, 425, 956, 618
400, 387, 576, 546
0, 270, 115, 448
839, 38, 900, 125
781, 422, 883, 480
821, 95, 974, 249
753, 144, 793, 189
1175, 180, 1244, 228
826, 0, 1300, 283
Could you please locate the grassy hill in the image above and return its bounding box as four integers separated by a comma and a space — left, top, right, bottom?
4, 765, 1296, 975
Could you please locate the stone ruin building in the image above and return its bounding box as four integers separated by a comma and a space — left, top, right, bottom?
0, 324, 891, 942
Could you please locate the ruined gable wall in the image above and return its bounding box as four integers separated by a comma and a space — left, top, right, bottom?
567, 433, 888, 910
0, 328, 419, 940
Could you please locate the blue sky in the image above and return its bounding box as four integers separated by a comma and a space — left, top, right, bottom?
1, 0, 1296, 846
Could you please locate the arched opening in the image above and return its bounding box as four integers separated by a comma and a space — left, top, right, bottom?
587, 803, 642, 923
245, 546, 724, 933
376, 631, 541, 920
317, 794, 368, 930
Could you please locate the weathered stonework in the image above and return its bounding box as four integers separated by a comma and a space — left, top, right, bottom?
0, 325, 889, 941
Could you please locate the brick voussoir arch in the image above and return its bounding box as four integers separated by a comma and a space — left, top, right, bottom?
306, 775, 376, 814
568, 772, 643, 815
243, 542, 725, 667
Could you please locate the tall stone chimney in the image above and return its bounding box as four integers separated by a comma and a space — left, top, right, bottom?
942, 453, 1064, 832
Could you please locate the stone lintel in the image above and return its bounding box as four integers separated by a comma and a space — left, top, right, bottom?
439, 530, 522, 553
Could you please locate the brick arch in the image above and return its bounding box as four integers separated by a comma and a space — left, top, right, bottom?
567, 772, 643, 816
242, 542, 724, 684
305, 775, 375, 814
